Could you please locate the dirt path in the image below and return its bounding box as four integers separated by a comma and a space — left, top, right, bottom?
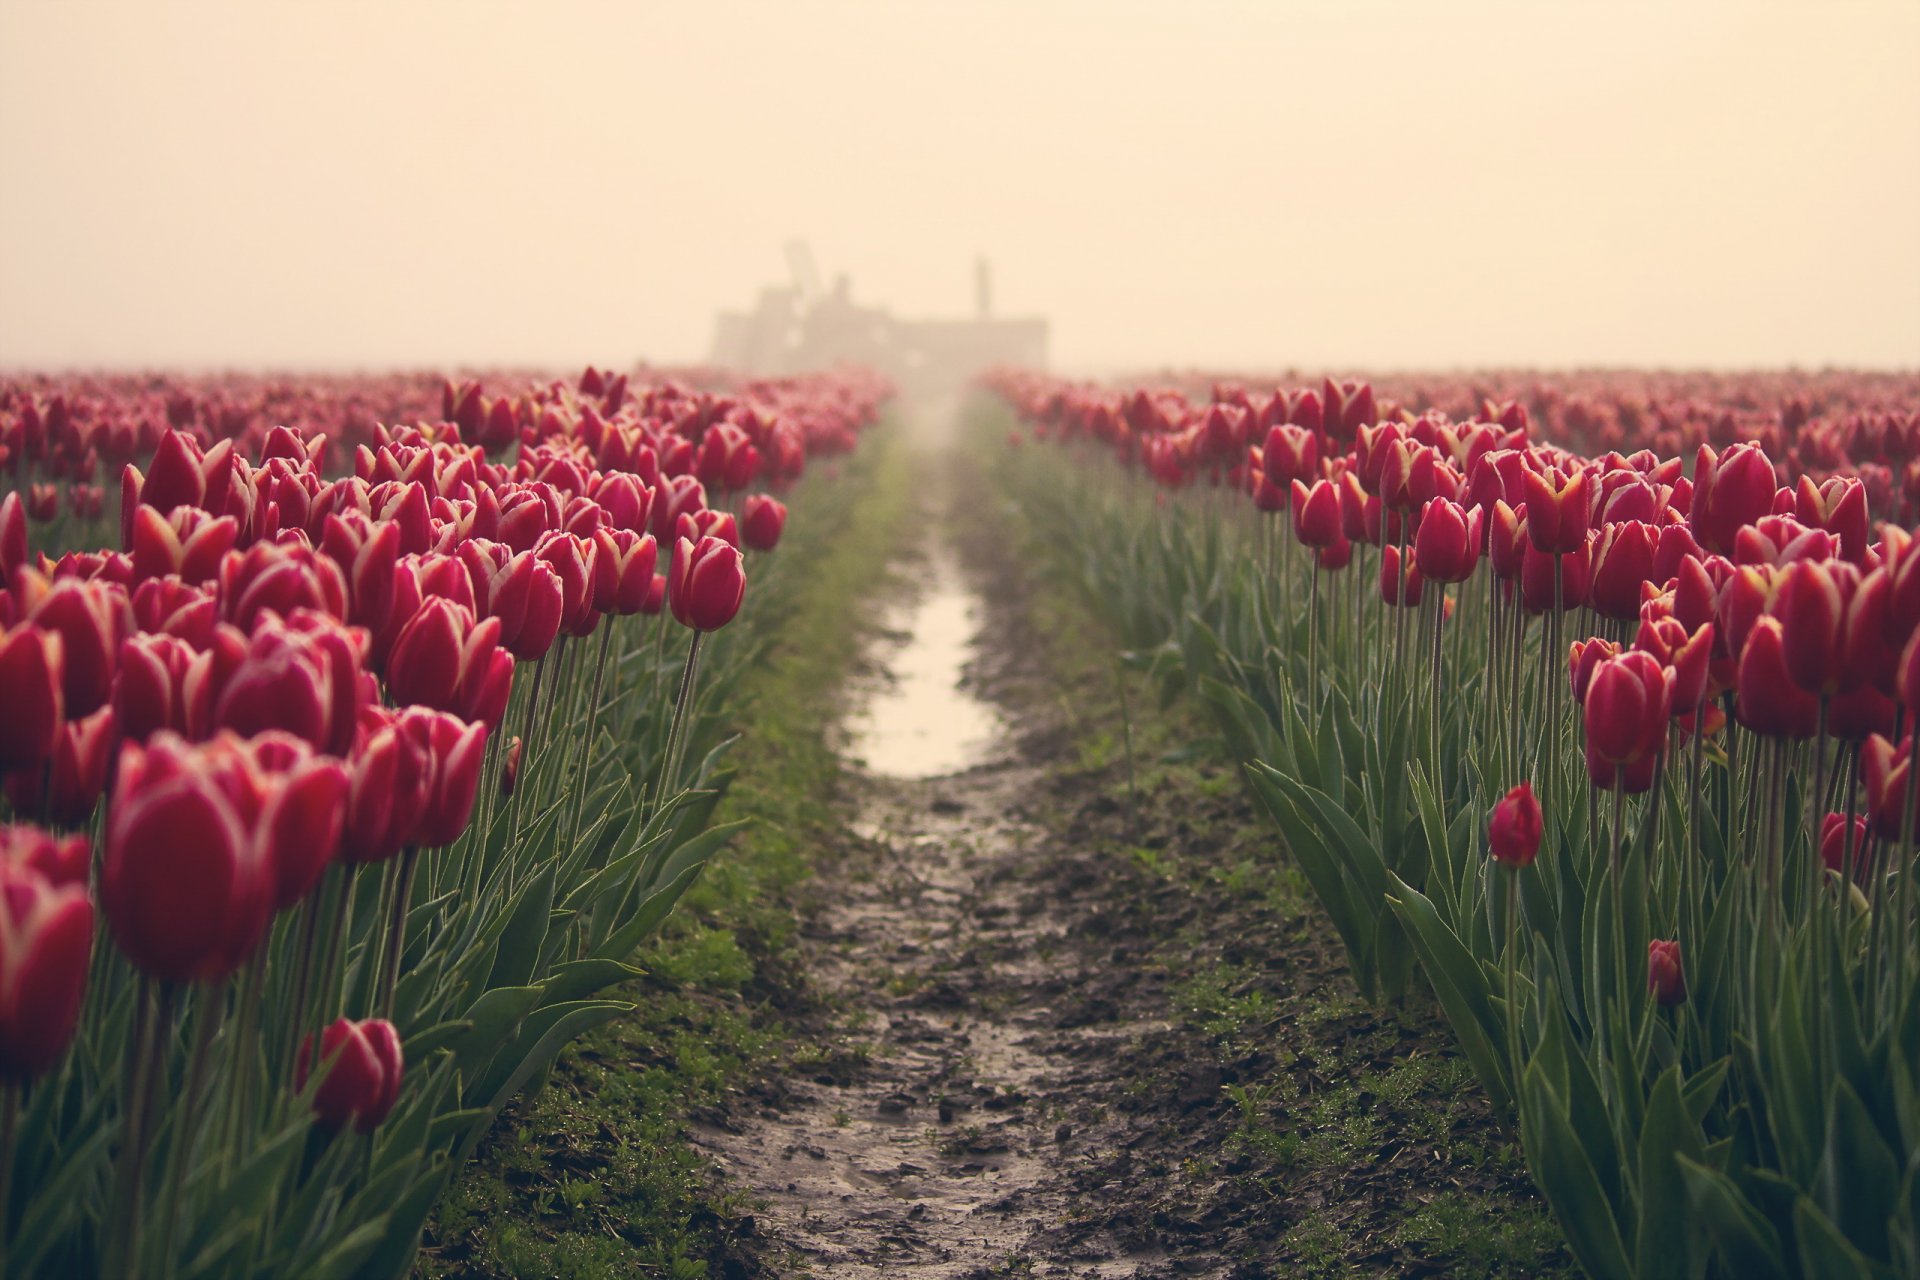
694, 444, 1569, 1279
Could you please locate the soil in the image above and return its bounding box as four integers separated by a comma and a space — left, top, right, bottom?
690, 457, 1568, 1279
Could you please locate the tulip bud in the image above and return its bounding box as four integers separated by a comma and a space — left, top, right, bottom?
1412, 499, 1479, 583
1380, 544, 1424, 607
341, 714, 431, 865
742, 495, 788, 552
0, 852, 94, 1081
501, 736, 523, 796
1734, 618, 1820, 739
1, 623, 66, 771
0, 491, 27, 579
1290, 479, 1342, 549
1588, 522, 1659, 622
397, 708, 488, 849
104, 733, 272, 983
1690, 443, 1777, 556
1583, 651, 1672, 792
1647, 939, 1685, 1007
1522, 466, 1590, 554
5, 705, 117, 827
295, 1017, 404, 1133
1488, 782, 1543, 869
1820, 812, 1872, 881
1862, 734, 1915, 838
668, 535, 746, 632
1261, 425, 1318, 489
1569, 638, 1620, 704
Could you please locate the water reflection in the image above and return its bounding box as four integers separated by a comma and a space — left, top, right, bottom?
845, 543, 1003, 778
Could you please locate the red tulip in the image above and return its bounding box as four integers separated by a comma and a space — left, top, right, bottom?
248, 734, 351, 913
1569, 638, 1620, 704
535, 531, 599, 638
587, 472, 652, 535
103, 733, 274, 982
0, 851, 94, 1081
1583, 651, 1672, 792
668, 535, 746, 632
0, 623, 64, 772
0, 825, 91, 888
5, 705, 117, 827
1820, 812, 1873, 880
1588, 521, 1659, 622
397, 709, 488, 849
1689, 443, 1777, 556
592, 529, 659, 616
219, 542, 349, 632
1488, 782, 1543, 869
129, 506, 239, 587
1773, 559, 1859, 698
296, 1017, 403, 1133
1862, 734, 1915, 838
1521, 541, 1590, 614
1734, 618, 1819, 739
341, 712, 431, 865
1, 491, 28, 578
131, 576, 217, 648
1632, 617, 1714, 712
1380, 544, 1424, 607
1522, 466, 1590, 554
1413, 499, 1479, 583
1647, 939, 1685, 1006
1261, 425, 1319, 489
114, 632, 198, 742
1796, 475, 1870, 566
16, 571, 131, 717
386, 598, 514, 728
640, 572, 666, 616
1290, 479, 1342, 549
476, 548, 564, 661
742, 495, 788, 552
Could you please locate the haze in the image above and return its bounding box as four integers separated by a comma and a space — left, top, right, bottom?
2, 0, 1916, 373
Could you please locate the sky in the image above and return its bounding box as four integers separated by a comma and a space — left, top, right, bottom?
2, 0, 1917, 373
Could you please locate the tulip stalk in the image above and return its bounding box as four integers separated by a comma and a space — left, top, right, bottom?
0, 1082, 16, 1268
654, 631, 706, 814
157, 985, 223, 1279
377, 848, 420, 1021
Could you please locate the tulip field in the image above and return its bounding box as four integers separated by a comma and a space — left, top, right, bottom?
6, 359, 1920, 1279
0, 366, 885, 1277
985, 368, 1920, 1280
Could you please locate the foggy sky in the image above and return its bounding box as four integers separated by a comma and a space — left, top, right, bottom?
2, 0, 1916, 373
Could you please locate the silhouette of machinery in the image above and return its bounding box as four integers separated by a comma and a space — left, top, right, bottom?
710, 241, 1047, 395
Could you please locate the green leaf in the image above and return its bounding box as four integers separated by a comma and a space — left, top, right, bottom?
1634, 1066, 1708, 1280
1519, 1062, 1634, 1280
1675, 1156, 1788, 1280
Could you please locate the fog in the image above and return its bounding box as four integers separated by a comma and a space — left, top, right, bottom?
2, 0, 1916, 372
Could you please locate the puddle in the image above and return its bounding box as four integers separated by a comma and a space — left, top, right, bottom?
844, 542, 1004, 778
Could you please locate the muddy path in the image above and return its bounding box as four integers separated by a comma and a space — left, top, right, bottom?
694, 442, 1567, 1279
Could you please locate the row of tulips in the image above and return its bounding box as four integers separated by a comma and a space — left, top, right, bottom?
988, 368, 1920, 1280
0, 364, 888, 1277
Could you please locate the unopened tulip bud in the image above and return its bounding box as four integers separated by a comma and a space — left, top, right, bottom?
742, 495, 788, 552
1488, 782, 1543, 869
295, 1016, 404, 1133
668, 535, 746, 632
1647, 939, 1685, 1006
502, 736, 523, 796
0, 853, 94, 1081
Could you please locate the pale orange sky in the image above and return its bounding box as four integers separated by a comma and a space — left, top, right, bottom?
2, 0, 1916, 372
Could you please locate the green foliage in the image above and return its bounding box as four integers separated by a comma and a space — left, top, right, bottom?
983, 395, 1920, 1280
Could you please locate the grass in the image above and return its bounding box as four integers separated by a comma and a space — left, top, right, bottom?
415, 426, 917, 1278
